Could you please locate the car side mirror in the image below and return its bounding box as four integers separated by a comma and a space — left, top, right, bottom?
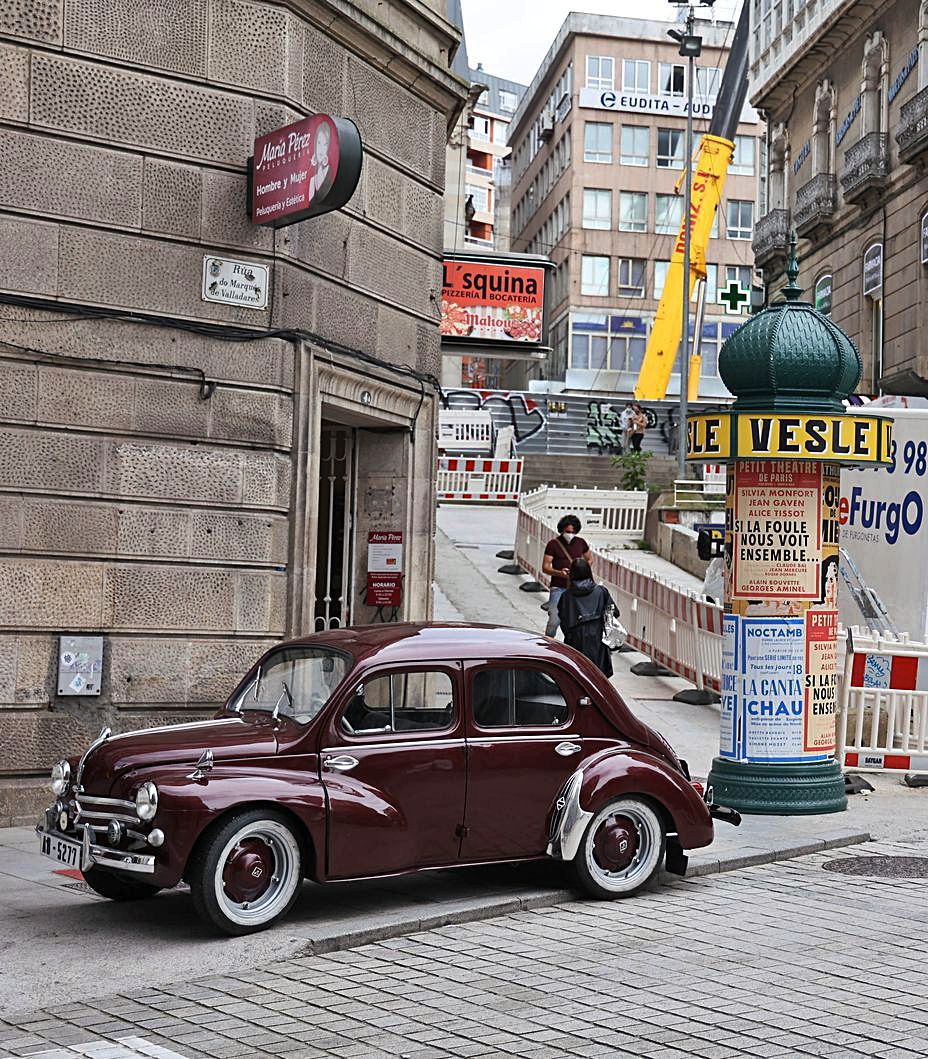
578, 696, 592, 707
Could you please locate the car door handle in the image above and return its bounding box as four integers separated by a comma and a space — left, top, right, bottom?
555, 741, 582, 756
323, 755, 359, 772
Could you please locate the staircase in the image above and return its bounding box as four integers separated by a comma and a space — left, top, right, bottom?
521, 453, 678, 493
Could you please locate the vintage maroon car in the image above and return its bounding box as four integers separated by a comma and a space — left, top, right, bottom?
38, 624, 737, 934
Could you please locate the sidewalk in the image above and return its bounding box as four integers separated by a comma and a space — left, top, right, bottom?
434, 504, 928, 845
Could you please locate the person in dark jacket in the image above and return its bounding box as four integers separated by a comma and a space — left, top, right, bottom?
556, 558, 619, 678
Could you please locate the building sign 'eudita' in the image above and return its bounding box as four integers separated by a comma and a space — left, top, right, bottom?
249, 114, 363, 228
578, 87, 757, 123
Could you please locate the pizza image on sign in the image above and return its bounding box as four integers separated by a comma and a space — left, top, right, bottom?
441, 259, 546, 345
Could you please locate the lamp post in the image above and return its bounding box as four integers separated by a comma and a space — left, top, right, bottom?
670, 6, 704, 479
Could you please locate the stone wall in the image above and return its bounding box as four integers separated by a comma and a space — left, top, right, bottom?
0, 0, 465, 823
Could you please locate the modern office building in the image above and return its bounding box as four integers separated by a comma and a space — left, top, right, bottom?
508, 13, 766, 398
750, 0, 928, 396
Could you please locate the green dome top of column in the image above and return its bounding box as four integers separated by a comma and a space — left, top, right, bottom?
718, 236, 861, 413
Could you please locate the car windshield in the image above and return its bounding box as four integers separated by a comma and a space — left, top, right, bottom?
229, 647, 351, 725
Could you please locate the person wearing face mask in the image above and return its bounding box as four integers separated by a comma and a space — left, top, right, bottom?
541, 514, 592, 637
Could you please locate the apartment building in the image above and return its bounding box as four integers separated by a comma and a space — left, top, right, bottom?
509, 13, 765, 398
750, 0, 928, 396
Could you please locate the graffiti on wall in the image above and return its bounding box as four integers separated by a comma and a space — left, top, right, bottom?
440, 388, 667, 458
440, 389, 547, 444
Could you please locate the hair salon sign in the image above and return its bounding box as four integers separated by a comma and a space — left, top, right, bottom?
249, 114, 363, 228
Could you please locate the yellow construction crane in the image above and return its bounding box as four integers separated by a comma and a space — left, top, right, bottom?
634, 3, 750, 403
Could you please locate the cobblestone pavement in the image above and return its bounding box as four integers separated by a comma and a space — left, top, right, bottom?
4, 842, 928, 1059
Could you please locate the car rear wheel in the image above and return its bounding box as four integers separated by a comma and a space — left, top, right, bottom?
188, 809, 304, 936
82, 866, 162, 901
573, 796, 666, 899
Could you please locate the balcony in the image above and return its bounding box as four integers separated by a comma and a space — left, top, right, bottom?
793, 174, 837, 237
841, 132, 889, 203
751, 208, 790, 268
466, 163, 493, 178
898, 86, 928, 164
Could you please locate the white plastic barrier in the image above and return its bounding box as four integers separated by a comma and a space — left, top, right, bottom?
437, 457, 523, 502
437, 410, 493, 454
515, 492, 723, 694
595, 552, 723, 694
520, 486, 648, 549
838, 628, 928, 773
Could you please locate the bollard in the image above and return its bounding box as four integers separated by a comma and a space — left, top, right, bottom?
686, 238, 894, 814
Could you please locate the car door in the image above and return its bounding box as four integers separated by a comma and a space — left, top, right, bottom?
319, 662, 466, 879
460, 661, 583, 861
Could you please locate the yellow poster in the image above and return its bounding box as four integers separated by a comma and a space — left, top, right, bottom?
731, 461, 822, 601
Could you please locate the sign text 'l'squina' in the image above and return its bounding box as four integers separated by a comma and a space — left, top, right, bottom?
249, 114, 363, 228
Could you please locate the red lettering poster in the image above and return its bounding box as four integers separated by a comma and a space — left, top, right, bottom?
732, 461, 822, 600
804, 608, 838, 753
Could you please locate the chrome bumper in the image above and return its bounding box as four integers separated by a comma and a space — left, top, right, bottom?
36, 823, 157, 875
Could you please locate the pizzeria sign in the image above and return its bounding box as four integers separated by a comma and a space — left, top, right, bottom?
441, 257, 549, 346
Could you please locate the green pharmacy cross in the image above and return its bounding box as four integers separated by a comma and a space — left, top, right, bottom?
718, 280, 750, 314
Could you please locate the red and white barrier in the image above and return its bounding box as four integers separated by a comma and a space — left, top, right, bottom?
437, 457, 523, 502
838, 628, 928, 773
515, 492, 723, 694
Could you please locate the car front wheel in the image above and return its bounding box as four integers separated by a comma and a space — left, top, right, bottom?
83, 866, 162, 901
189, 809, 304, 935
573, 796, 666, 899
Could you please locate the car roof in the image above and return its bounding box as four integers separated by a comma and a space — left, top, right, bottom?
253, 623, 658, 749
288, 623, 560, 664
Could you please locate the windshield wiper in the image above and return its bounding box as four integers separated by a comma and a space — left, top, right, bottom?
271, 681, 293, 721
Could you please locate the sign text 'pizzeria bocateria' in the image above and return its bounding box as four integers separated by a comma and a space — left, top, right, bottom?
441, 259, 547, 345
249, 114, 363, 228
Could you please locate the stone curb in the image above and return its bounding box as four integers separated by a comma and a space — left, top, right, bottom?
302, 829, 870, 957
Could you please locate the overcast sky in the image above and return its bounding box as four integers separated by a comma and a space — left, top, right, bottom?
460, 0, 740, 86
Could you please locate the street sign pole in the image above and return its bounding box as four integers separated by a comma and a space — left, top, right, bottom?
678, 3, 696, 481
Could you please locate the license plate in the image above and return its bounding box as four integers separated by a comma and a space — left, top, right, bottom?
39, 831, 82, 869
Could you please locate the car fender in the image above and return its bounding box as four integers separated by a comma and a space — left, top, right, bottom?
546, 749, 713, 862
115, 761, 327, 889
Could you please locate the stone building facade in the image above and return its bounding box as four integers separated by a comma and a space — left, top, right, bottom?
750, 0, 928, 395
0, 1, 465, 822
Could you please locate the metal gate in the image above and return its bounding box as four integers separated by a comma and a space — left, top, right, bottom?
314, 426, 356, 630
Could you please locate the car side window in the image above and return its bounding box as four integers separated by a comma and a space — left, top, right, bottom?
472, 668, 569, 728
341, 670, 455, 736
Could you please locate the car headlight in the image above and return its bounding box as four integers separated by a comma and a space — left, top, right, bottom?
50, 760, 70, 796
135, 781, 159, 821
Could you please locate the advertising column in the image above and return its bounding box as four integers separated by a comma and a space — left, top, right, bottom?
685, 241, 892, 814
722, 460, 840, 767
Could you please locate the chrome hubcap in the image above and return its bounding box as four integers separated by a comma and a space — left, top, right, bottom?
586, 804, 659, 890
214, 821, 300, 926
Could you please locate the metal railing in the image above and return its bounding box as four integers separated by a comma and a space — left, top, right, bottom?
751, 208, 790, 266
841, 132, 889, 200
898, 86, 928, 164
794, 173, 837, 235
